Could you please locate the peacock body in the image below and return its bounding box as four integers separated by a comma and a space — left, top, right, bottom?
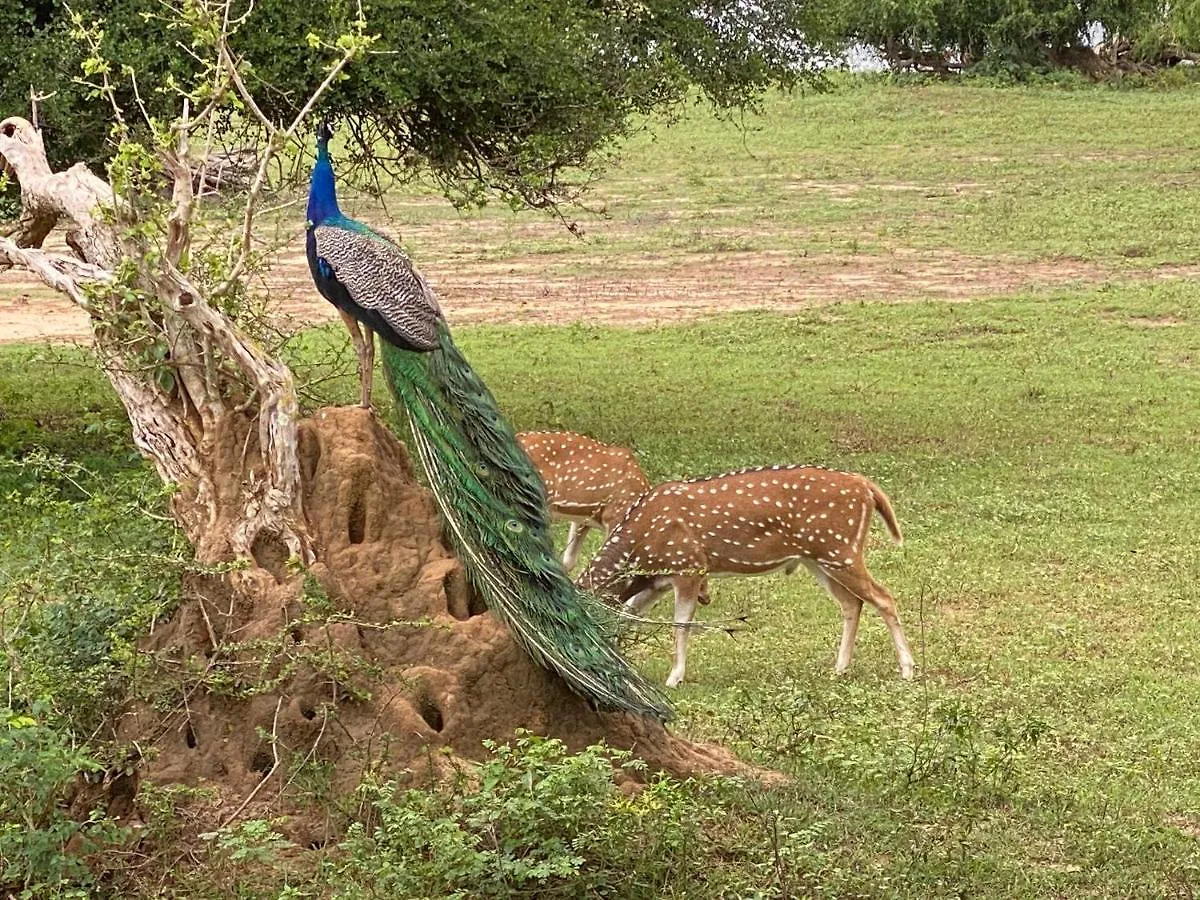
305, 124, 670, 722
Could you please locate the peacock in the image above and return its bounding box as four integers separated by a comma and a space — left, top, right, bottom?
304, 123, 671, 722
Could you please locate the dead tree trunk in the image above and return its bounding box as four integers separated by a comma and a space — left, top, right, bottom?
0, 115, 308, 572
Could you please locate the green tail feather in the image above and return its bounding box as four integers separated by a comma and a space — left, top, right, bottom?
380, 324, 672, 723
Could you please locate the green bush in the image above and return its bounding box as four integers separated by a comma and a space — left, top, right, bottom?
0, 452, 183, 735
0, 0, 818, 211
805, 0, 1200, 75
0, 706, 121, 898
332, 733, 714, 899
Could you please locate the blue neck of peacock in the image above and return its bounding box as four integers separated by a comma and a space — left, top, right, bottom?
307, 139, 340, 226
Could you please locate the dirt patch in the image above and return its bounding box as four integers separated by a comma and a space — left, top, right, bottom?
1165, 814, 1200, 839
4, 242, 1199, 344
102, 408, 756, 847
1126, 314, 1183, 327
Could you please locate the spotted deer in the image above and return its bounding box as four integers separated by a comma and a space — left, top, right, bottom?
578, 465, 915, 688
517, 431, 652, 570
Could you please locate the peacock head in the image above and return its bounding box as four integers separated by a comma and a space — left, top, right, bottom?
316, 120, 334, 149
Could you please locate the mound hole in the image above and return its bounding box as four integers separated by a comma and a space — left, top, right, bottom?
416, 693, 445, 733
300, 701, 317, 721
444, 565, 486, 620
184, 723, 197, 749
251, 532, 289, 584
347, 491, 367, 545
298, 425, 321, 489
249, 749, 274, 775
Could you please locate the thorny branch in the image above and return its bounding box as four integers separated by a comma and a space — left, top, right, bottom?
218, 696, 283, 828
212, 44, 358, 299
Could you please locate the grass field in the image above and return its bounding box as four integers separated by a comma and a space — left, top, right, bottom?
365, 74, 1200, 267
3, 76, 1200, 896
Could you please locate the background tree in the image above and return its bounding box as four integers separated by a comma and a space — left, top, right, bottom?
802, 0, 1200, 74
1, 0, 823, 208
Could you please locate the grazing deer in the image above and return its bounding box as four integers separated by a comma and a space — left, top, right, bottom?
578, 465, 914, 688
517, 431, 651, 570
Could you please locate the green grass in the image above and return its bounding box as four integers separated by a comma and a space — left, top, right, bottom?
354, 75, 1200, 271
472, 284, 1200, 896
0, 344, 130, 467
12, 285, 1197, 894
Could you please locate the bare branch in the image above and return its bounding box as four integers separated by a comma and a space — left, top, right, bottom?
219, 44, 277, 136
28, 85, 56, 130
0, 237, 110, 310
165, 99, 194, 266
218, 696, 283, 827
281, 51, 357, 143
0, 116, 119, 267
211, 47, 357, 299
127, 67, 156, 131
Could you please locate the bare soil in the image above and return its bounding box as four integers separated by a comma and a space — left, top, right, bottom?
4, 231, 1198, 343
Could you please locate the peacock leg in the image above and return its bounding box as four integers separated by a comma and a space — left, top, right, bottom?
361, 329, 375, 409
338, 309, 374, 409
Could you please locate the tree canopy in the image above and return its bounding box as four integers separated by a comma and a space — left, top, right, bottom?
1, 0, 822, 208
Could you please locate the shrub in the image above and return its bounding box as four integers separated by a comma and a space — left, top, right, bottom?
0, 453, 183, 735
332, 733, 713, 899
0, 706, 121, 897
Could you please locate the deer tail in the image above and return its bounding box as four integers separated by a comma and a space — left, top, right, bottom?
867, 480, 903, 546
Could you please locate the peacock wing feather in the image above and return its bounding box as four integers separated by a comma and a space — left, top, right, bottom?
313, 223, 443, 351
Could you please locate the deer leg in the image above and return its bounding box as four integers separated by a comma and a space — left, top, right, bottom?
835, 596, 864, 675
561, 522, 590, 571
622, 587, 660, 616
811, 562, 863, 675
870, 577, 915, 680
665, 577, 702, 689
825, 564, 915, 680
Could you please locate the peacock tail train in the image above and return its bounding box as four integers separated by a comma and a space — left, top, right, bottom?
380, 327, 673, 722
